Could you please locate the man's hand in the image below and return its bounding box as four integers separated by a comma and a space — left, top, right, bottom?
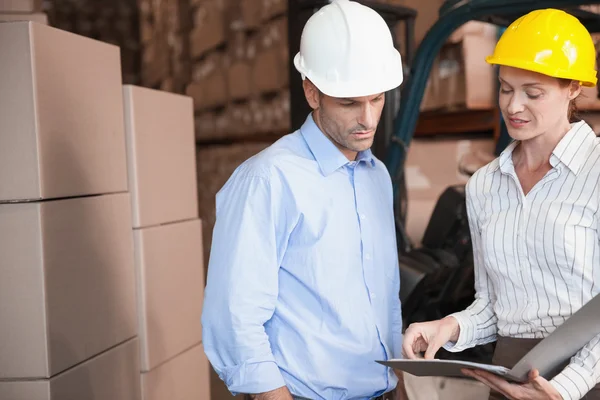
461, 368, 563, 400
249, 386, 294, 400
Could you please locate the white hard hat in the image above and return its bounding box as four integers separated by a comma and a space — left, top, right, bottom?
294, 0, 403, 98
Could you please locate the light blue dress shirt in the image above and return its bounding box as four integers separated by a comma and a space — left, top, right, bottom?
201, 114, 403, 399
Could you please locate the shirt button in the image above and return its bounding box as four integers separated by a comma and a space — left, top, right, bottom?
360, 214, 366, 220
370, 292, 376, 299
365, 253, 371, 260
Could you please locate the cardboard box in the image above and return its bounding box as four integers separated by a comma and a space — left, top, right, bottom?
134, 219, 205, 372
141, 343, 210, 400
0, 21, 128, 202
186, 52, 229, 111
0, 193, 137, 379
227, 31, 253, 100
261, 0, 286, 21
123, 85, 198, 229
190, 0, 226, 59
421, 22, 497, 111
227, 0, 261, 31
252, 17, 288, 94
0, 0, 41, 12
141, 35, 170, 87
0, 339, 142, 400
195, 112, 217, 141
0, 12, 47, 23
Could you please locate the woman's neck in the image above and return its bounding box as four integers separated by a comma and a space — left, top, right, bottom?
514, 121, 573, 172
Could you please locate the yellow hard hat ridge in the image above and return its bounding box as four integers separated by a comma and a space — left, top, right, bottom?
485, 8, 598, 87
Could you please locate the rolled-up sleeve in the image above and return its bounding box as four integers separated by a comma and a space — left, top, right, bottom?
444, 179, 498, 352
201, 172, 288, 395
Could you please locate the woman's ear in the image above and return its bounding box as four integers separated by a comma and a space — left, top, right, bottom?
568, 80, 583, 100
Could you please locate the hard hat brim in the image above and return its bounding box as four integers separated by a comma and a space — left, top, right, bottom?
486, 55, 598, 87
294, 52, 404, 98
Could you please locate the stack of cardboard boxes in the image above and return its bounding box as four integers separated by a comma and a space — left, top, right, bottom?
0, 19, 210, 399
0, 0, 47, 23
122, 85, 209, 399
184, 0, 290, 141
0, 21, 140, 399
138, 0, 191, 92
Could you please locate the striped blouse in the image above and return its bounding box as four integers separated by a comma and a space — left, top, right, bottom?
445, 121, 600, 400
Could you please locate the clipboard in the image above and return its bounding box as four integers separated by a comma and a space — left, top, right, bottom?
378, 294, 600, 382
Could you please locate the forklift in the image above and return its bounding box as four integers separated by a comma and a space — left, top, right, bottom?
288, 0, 600, 363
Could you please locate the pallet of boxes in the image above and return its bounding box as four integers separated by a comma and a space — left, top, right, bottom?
0, 19, 210, 400
0, 20, 139, 399
186, 0, 290, 267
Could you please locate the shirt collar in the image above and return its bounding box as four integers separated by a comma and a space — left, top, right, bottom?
300, 113, 376, 176
552, 120, 596, 175
489, 120, 595, 176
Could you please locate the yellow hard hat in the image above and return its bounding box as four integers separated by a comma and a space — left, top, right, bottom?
486, 8, 598, 87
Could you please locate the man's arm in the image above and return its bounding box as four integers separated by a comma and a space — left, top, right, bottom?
201, 172, 291, 395
249, 386, 294, 400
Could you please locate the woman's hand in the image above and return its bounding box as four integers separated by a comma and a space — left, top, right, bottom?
461, 368, 562, 400
402, 316, 461, 359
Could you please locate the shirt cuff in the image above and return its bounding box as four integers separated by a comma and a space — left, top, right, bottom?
224, 360, 286, 395
550, 363, 596, 400
442, 313, 474, 353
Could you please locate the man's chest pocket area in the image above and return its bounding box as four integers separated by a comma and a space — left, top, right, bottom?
286, 185, 363, 257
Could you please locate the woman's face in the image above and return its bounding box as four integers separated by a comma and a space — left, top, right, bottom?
498, 66, 581, 141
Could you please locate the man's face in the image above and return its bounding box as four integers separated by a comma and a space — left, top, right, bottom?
304, 80, 385, 160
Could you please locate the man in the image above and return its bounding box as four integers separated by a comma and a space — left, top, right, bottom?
201, 1, 405, 398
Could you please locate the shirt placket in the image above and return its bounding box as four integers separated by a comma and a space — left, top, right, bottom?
350, 162, 390, 361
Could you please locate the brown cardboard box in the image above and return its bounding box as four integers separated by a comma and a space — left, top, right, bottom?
0, 21, 128, 202
261, 0, 286, 21
421, 22, 497, 111
0, 339, 142, 400
252, 49, 283, 93
195, 112, 217, 141
228, 31, 253, 100
0, 0, 41, 12
0, 12, 47, 23
252, 16, 288, 94
141, 34, 170, 87
123, 85, 198, 228
0, 193, 137, 379
134, 219, 205, 372
186, 52, 229, 110
190, 0, 226, 59
227, 0, 261, 31
141, 343, 210, 400
229, 62, 253, 100
395, 0, 444, 49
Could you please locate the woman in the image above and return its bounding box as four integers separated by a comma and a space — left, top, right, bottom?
402, 8, 600, 400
